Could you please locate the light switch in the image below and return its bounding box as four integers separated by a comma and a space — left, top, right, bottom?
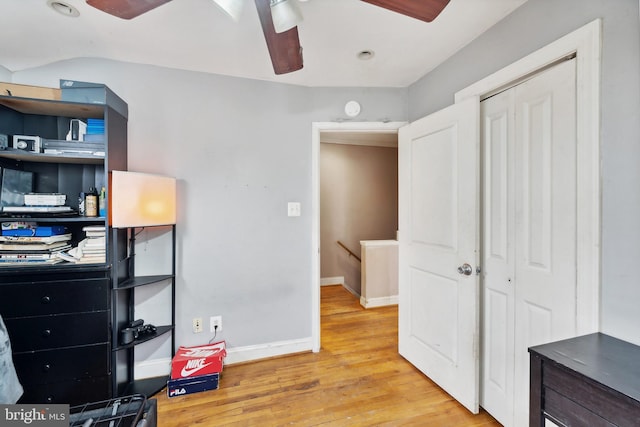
288, 202, 301, 217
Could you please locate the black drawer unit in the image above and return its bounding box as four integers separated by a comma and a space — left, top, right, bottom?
12, 343, 109, 385
0, 268, 113, 405
20, 376, 111, 405
5, 311, 109, 352
529, 333, 640, 427
0, 278, 109, 317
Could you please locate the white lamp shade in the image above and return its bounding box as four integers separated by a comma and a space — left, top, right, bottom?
270, 0, 302, 33
110, 171, 176, 228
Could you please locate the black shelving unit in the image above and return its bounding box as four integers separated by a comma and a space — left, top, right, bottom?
0, 83, 174, 405
0, 84, 128, 405
111, 224, 176, 398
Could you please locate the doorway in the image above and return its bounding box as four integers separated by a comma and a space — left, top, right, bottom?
311, 122, 406, 351
319, 133, 398, 297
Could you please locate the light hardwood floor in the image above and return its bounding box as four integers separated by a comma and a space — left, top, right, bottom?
154, 285, 500, 426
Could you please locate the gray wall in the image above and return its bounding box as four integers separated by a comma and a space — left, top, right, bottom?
10, 59, 408, 358
410, 0, 640, 344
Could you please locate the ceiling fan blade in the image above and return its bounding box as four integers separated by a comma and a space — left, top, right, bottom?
361, 0, 451, 23
254, 0, 304, 75
86, 0, 173, 19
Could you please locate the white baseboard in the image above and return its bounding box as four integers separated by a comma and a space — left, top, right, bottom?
134, 338, 314, 378
342, 283, 360, 299
225, 337, 314, 365
360, 295, 399, 309
321, 276, 344, 286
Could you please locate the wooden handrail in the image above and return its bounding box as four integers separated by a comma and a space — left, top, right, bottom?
337, 240, 361, 262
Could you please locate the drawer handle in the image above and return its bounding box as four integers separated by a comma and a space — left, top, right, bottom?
43, 364, 51, 372
41, 296, 51, 304
42, 329, 51, 338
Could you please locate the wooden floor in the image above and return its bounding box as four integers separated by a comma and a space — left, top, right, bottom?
154, 285, 500, 426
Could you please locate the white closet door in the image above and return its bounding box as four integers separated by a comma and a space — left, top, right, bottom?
481, 58, 577, 427
512, 58, 577, 426
480, 86, 516, 425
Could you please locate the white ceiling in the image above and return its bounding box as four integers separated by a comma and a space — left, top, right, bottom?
0, 0, 528, 87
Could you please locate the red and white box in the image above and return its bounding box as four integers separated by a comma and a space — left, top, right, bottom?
171, 341, 226, 379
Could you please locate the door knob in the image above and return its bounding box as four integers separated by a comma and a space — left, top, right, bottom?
457, 263, 473, 276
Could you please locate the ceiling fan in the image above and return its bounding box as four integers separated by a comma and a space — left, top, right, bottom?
85, 0, 451, 75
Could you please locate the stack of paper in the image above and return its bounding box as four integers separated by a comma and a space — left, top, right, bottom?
0, 232, 71, 266
24, 193, 67, 206
56, 225, 106, 264
3, 206, 72, 213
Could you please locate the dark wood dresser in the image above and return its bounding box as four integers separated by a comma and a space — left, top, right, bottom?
0, 268, 111, 404
529, 333, 640, 426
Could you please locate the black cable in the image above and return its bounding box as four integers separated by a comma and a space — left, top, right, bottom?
208, 325, 218, 344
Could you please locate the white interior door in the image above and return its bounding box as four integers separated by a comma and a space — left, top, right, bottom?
481, 58, 578, 427
398, 96, 480, 413
480, 86, 516, 425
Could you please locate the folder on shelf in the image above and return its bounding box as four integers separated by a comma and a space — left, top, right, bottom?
1, 226, 68, 237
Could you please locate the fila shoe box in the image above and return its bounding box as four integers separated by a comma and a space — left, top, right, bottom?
168, 341, 226, 398
167, 373, 219, 398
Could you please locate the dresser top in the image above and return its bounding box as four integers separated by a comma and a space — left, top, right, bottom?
529, 333, 640, 403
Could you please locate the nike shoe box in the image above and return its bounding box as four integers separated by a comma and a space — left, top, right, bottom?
167, 373, 219, 398
170, 341, 226, 379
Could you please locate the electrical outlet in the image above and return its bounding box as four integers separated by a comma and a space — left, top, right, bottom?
210, 316, 222, 333
193, 317, 203, 333
287, 202, 301, 217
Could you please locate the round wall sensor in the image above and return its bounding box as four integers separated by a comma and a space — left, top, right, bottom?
47, 0, 80, 17
345, 101, 361, 117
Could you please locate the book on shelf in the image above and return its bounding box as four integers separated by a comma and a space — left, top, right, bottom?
85, 232, 106, 239
83, 225, 106, 237
1, 221, 37, 230
0, 242, 71, 252
0, 258, 63, 266
2, 206, 73, 213
86, 118, 105, 132
0, 233, 72, 244
80, 248, 105, 255
83, 225, 104, 231
1, 225, 68, 237
23, 193, 66, 206
0, 251, 66, 260
78, 256, 105, 263
83, 236, 106, 246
